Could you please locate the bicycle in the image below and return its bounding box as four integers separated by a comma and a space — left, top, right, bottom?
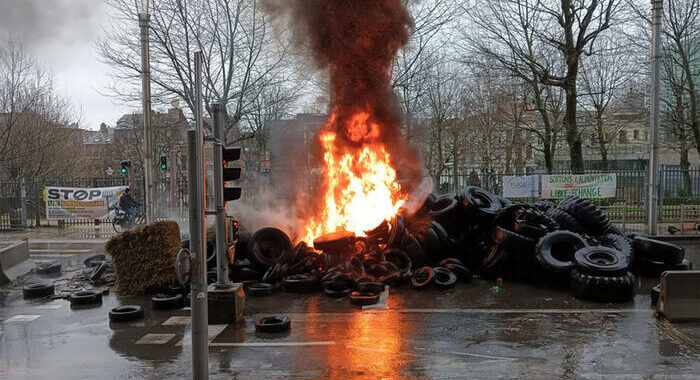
112, 207, 145, 233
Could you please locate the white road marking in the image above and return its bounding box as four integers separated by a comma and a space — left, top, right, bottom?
210, 341, 334, 347
30, 249, 92, 253
162, 316, 190, 326
35, 304, 63, 309
414, 346, 516, 361
388, 308, 648, 314
5, 315, 41, 322
135, 333, 176, 345
176, 324, 227, 346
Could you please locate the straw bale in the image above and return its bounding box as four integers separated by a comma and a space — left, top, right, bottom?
105, 220, 181, 295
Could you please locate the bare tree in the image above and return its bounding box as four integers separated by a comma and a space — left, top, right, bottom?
628, 0, 700, 162
579, 35, 636, 170
463, 0, 621, 172
99, 0, 298, 137
0, 38, 83, 180
661, 44, 695, 196
393, 0, 459, 143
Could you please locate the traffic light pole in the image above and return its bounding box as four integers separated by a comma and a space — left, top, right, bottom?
648, 0, 662, 236
189, 51, 209, 380
211, 102, 232, 288
139, 11, 154, 224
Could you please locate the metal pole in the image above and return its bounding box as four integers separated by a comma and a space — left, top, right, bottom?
212, 102, 232, 288
648, 0, 662, 236
190, 51, 209, 380
139, 12, 154, 224
170, 148, 177, 216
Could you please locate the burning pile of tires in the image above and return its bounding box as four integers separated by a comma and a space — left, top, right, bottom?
224, 188, 691, 305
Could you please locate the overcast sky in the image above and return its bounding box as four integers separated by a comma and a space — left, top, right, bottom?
0, 0, 133, 130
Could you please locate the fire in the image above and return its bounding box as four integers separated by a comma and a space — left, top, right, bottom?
301, 111, 406, 243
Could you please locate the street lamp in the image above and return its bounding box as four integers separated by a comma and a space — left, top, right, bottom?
138, 0, 154, 224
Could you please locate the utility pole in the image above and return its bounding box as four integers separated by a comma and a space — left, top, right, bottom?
170, 148, 177, 215
138, 1, 154, 224
648, 0, 662, 236
189, 51, 209, 380
212, 103, 232, 288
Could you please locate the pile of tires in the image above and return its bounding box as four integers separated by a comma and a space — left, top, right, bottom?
229, 192, 690, 304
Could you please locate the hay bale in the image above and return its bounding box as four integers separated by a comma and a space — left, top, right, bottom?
105, 220, 181, 296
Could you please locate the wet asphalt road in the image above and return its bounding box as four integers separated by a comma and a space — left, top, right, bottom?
1, 238, 699, 379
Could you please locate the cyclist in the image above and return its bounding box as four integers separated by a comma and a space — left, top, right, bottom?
119, 188, 142, 224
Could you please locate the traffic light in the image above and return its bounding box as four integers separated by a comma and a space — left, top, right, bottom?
120, 160, 132, 174
160, 155, 167, 171
222, 147, 242, 202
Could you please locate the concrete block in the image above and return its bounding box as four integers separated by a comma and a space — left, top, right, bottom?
0, 239, 32, 285
207, 283, 245, 324
658, 270, 700, 322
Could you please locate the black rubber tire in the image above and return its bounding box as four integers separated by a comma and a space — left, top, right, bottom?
109, 305, 144, 322
428, 195, 459, 226
431, 221, 451, 248
633, 236, 685, 264
574, 246, 631, 276
459, 186, 501, 216
536, 231, 588, 274
23, 283, 55, 298
438, 258, 464, 267
411, 266, 434, 288
433, 267, 457, 289
480, 245, 510, 279
379, 271, 401, 285
546, 208, 585, 234
417, 227, 441, 256
247, 282, 275, 296
255, 316, 291, 333
557, 196, 611, 234
152, 293, 183, 309
248, 227, 292, 268
636, 258, 667, 278
443, 263, 471, 282
313, 231, 357, 252
69, 290, 103, 305
570, 270, 635, 302
349, 291, 380, 306
281, 274, 319, 293
668, 258, 692, 271
261, 263, 283, 284
35, 262, 62, 275
383, 249, 411, 273
356, 281, 385, 294
89, 261, 107, 282
514, 222, 549, 239
492, 226, 537, 252
323, 287, 352, 298
517, 208, 559, 231
83, 254, 106, 267
597, 233, 633, 259
533, 200, 556, 212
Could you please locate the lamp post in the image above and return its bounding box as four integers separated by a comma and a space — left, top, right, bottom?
138, 0, 154, 224
648, 0, 662, 235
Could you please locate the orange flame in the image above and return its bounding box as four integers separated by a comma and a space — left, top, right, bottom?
302, 111, 406, 244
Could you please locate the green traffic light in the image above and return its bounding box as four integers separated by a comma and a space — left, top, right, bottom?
121, 168, 127, 173
161, 164, 167, 170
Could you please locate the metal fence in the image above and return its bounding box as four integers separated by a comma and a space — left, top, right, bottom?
2, 166, 700, 233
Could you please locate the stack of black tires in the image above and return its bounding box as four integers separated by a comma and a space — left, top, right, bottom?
214, 189, 691, 304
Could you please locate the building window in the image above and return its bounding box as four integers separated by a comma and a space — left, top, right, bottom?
633, 130, 639, 140
619, 130, 628, 143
